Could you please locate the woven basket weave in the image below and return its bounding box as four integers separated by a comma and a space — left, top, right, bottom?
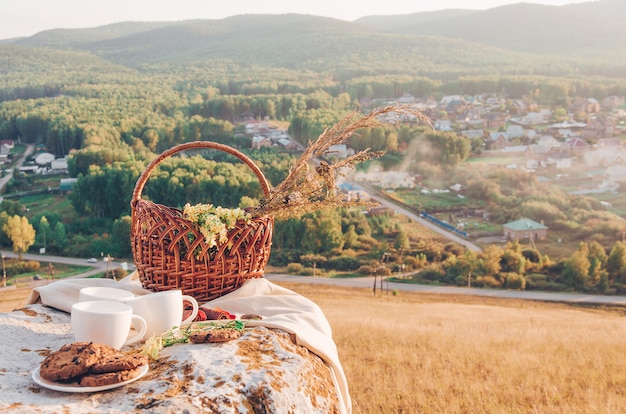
130, 141, 274, 303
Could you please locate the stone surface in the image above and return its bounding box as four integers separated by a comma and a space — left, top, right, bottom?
0, 304, 341, 413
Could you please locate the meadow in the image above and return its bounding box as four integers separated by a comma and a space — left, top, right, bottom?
2, 282, 626, 413
286, 282, 626, 414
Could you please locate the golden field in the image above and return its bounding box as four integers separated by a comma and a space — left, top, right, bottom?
3, 282, 626, 413
284, 282, 626, 414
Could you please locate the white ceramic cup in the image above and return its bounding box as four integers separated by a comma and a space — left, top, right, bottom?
79, 286, 135, 303
124, 290, 199, 339
71, 301, 147, 349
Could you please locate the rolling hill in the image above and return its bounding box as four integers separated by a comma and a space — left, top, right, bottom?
356, 0, 626, 57
0, 1, 625, 81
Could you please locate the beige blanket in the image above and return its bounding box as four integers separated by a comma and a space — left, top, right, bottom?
27, 275, 352, 414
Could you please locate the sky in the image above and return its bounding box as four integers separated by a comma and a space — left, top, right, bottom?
1, 0, 591, 40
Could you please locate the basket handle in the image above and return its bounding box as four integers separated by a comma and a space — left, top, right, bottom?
131, 141, 271, 203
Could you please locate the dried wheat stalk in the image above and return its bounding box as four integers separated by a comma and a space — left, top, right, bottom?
251, 105, 432, 219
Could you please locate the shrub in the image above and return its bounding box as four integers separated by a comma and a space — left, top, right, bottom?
268, 249, 300, 266
111, 268, 128, 280
476, 275, 501, 288
326, 256, 361, 271
340, 249, 358, 258
379, 266, 392, 276
403, 256, 418, 269
416, 266, 445, 282
503, 272, 526, 290
5, 260, 40, 277
357, 265, 375, 275
300, 267, 316, 276
286, 263, 304, 274
357, 235, 379, 248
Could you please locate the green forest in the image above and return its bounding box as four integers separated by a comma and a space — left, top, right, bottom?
2, 4, 626, 294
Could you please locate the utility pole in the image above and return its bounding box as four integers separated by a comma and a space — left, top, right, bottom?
373, 266, 377, 295
106, 254, 113, 279
381, 252, 390, 294
47, 263, 54, 284
1, 253, 6, 288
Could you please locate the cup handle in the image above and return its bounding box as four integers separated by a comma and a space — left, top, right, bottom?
125, 314, 148, 345
181, 295, 199, 324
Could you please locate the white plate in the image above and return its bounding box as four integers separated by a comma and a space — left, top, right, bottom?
32, 363, 149, 393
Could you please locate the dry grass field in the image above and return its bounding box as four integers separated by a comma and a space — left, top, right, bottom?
283, 282, 626, 414
0, 286, 35, 313
3, 282, 626, 413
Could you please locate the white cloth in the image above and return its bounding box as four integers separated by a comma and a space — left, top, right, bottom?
26, 275, 351, 414
208, 278, 352, 414
26, 276, 152, 313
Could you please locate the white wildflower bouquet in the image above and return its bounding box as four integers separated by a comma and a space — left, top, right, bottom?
183, 203, 251, 248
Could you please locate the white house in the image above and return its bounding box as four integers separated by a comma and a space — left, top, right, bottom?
35, 152, 55, 165
50, 157, 68, 173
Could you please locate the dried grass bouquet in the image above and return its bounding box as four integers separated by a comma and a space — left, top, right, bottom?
185, 105, 431, 244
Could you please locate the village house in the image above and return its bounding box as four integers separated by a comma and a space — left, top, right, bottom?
338, 182, 370, 202
439, 95, 464, 106
510, 99, 528, 115
251, 135, 272, 149
359, 96, 374, 108
568, 97, 600, 115
539, 109, 553, 121
517, 112, 545, 125
0, 140, 14, 155
398, 93, 416, 104
367, 206, 394, 216
555, 128, 577, 139
59, 177, 78, 193
506, 125, 525, 139
600, 96, 625, 110
460, 129, 485, 140
563, 137, 591, 156
353, 171, 417, 189
503, 218, 548, 241
456, 108, 484, 129
597, 137, 622, 148
49, 157, 68, 174
580, 116, 616, 140
35, 152, 55, 166
483, 112, 507, 130
326, 144, 354, 160
434, 119, 453, 131
535, 135, 561, 149
486, 132, 509, 150
413, 97, 438, 112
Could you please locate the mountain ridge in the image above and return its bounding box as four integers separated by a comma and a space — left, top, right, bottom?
355, 0, 626, 55
1, 2, 625, 80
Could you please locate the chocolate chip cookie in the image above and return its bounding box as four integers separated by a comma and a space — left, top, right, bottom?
79, 367, 143, 387
189, 328, 242, 344
89, 353, 148, 374
39, 342, 102, 382
39, 342, 148, 387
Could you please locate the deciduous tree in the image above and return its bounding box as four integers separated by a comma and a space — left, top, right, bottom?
3, 215, 36, 260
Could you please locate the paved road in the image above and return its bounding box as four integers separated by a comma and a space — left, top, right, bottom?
266, 274, 626, 306
355, 182, 483, 252
0, 250, 115, 279
0, 144, 34, 193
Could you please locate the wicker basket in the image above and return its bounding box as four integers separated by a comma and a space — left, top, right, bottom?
130, 141, 274, 303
